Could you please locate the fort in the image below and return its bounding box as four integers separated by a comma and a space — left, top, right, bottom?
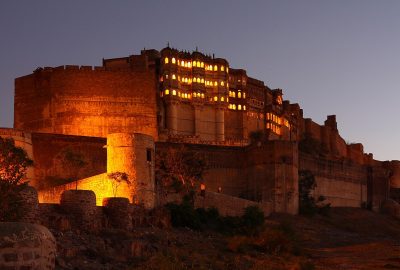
2, 46, 400, 218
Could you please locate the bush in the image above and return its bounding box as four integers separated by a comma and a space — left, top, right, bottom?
167, 202, 265, 236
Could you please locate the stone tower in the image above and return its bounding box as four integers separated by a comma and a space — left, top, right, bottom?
107, 133, 155, 209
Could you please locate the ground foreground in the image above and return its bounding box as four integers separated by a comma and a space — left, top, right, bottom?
54, 208, 400, 270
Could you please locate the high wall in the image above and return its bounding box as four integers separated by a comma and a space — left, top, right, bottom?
14, 66, 158, 139
156, 140, 299, 214
30, 132, 106, 189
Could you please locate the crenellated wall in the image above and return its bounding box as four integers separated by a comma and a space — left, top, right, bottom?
14, 66, 158, 139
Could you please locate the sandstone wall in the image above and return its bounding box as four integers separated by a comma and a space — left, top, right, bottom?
194, 192, 272, 216
38, 173, 131, 206
300, 153, 367, 207
31, 132, 106, 189
14, 66, 158, 139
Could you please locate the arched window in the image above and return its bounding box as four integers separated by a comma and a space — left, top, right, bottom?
221, 81, 224, 86
238, 92, 242, 98
193, 61, 197, 67
221, 97, 224, 102
172, 74, 176, 80
214, 65, 217, 71
243, 92, 246, 98
172, 90, 176, 95
201, 62, 204, 68
172, 57, 176, 64
214, 96, 218, 101
164, 57, 169, 64
238, 105, 242, 110
181, 60, 185, 66
221, 66, 224, 71
201, 78, 204, 83
233, 104, 236, 110
165, 89, 170, 95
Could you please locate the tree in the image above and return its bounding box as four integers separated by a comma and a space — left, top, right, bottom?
298, 170, 330, 216
0, 136, 33, 221
107, 172, 130, 197
155, 145, 207, 196
59, 148, 87, 189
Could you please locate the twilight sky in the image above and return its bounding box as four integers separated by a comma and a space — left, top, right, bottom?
0, 0, 399, 161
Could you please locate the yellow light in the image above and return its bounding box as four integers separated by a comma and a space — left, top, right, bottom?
201, 78, 204, 83
243, 93, 246, 98
172, 90, 176, 96
214, 96, 218, 101
221, 81, 224, 86
243, 105, 246, 110
188, 62, 191, 68
221, 66, 224, 71
172, 57, 176, 64
172, 74, 176, 80
233, 92, 236, 98
227, 67, 229, 73
214, 65, 217, 71
193, 61, 197, 67
227, 97, 229, 102
233, 104, 236, 110
201, 93, 205, 98
181, 60, 184, 66
214, 81, 217, 86
178, 92, 181, 97
164, 57, 169, 64
201, 62, 204, 68
165, 89, 170, 95
238, 92, 241, 98
238, 105, 242, 110
221, 97, 224, 101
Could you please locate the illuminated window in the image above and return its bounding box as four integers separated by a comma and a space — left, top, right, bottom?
172, 74, 176, 80
221, 81, 224, 86
233, 92, 236, 98
243, 93, 246, 98
197, 78, 201, 83
238, 92, 242, 98
233, 104, 236, 110
201, 93, 205, 98
178, 76, 180, 81
226, 67, 229, 73
238, 105, 242, 110
165, 74, 169, 79
214, 81, 217, 86
178, 92, 181, 97
189, 78, 192, 84
165, 89, 170, 95
172, 90, 176, 95
201, 62, 204, 68
164, 57, 169, 64
214, 96, 218, 101
193, 92, 197, 97
188, 62, 191, 68
193, 61, 197, 67
172, 57, 176, 64
229, 104, 232, 109
184, 93, 188, 98
201, 78, 204, 83
227, 97, 229, 102
221, 97, 224, 101
221, 66, 224, 71
243, 105, 246, 110
181, 60, 185, 66
214, 65, 217, 71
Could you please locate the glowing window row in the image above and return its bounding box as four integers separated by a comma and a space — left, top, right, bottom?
266, 113, 291, 129
211, 96, 228, 102
228, 104, 246, 110
164, 57, 228, 72
163, 89, 205, 99
266, 123, 281, 135
229, 91, 246, 98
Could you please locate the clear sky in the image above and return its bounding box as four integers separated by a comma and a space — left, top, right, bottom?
0, 0, 399, 161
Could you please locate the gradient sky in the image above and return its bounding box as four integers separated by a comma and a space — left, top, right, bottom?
1, 0, 399, 161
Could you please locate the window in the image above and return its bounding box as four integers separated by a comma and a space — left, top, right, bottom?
233, 104, 236, 110
172, 74, 176, 80
221, 81, 224, 86
214, 96, 218, 101
164, 57, 169, 64
221, 66, 224, 71
201, 62, 204, 68
238, 105, 242, 110
233, 92, 236, 98
201, 93, 205, 98
243, 92, 246, 98
181, 60, 185, 66
172, 57, 176, 64
214, 81, 217, 86
172, 90, 176, 95
146, 149, 152, 162
243, 105, 246, 110
165, 89, 170, 95
201, 78, 204, 83
238, 92, 242, 98
221, 97, 224, 102
214, 65, 217, 71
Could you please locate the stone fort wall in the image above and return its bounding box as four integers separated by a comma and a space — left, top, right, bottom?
14, 65, 159, 139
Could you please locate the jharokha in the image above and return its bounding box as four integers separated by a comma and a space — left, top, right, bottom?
2, 46, 400, 216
